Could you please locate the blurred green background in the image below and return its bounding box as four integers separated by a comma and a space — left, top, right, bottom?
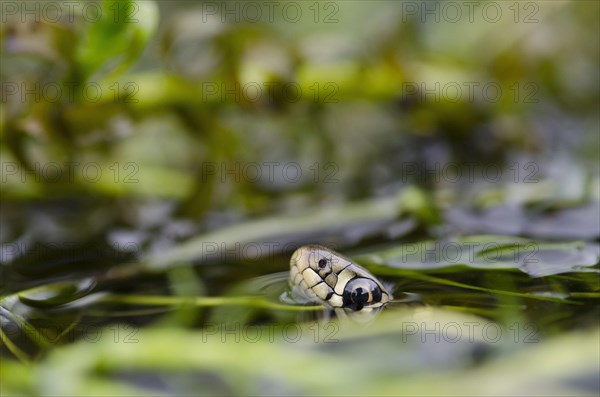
1, 1, 599, 396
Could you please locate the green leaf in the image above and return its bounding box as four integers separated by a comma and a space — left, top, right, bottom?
354, 235, 600, 277
76, 0, 158, 80
3, 309, 596, 396
144, 194, 404, 269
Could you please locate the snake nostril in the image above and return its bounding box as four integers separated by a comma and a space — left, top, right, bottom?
318, 259, 327, 269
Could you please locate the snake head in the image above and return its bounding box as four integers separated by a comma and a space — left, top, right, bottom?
289, 245, 392, 312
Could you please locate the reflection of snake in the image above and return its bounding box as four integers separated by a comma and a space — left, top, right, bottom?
289, 245, 392, 313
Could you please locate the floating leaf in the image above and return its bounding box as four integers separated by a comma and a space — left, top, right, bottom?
354, 235, 600, 277
17, 278, 96, 308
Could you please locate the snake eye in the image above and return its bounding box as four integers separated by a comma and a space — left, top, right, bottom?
318, 259, 328, 269
342, 278, 382, 311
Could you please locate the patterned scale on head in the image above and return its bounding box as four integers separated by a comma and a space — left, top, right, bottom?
289, 245, 392, 312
